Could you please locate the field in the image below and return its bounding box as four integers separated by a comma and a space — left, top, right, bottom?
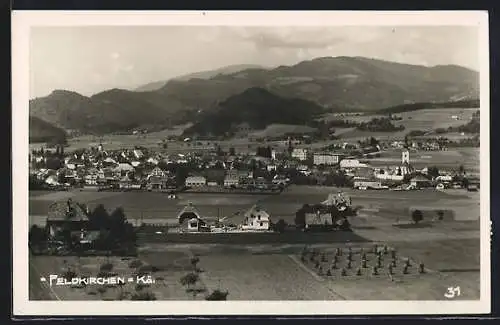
29, 183, 480, 227
30, 235, 480, 300
321, 108, 478, 142
29, 107, 480, 155
367, 147, 480, 173
29, 182, 481, 301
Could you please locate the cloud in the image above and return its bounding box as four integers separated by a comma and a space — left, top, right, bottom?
232, 27, 345, 50
110, 52, 120, 60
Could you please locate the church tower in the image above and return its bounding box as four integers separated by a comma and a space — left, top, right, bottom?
401, 149, 410, 175
402, 149, 410, 165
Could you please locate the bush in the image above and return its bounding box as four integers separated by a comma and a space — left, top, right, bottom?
135, 283, 150, 291
412, 210, 423, 224
129, 259, 143, 268
137, 264, 153, 273
100, 263, 114, 272
205, 289, 229, 301
131, 291, 157, 300
63, 270, 77, 281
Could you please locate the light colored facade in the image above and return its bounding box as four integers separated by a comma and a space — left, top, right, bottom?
291, 148, 308, 161
354, 180, 382, 189
241, 205, 271, 231
340, 159, 369, 169
185, 176, 207, 187
313, 152, 342, 165
305, 212, 333, 227
149, 166, 166, 178
224, 176, 239, 187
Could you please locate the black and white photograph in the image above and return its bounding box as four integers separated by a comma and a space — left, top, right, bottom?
12, 11, 490, 316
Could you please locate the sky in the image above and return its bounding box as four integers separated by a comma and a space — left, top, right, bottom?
29, 26, 479, 98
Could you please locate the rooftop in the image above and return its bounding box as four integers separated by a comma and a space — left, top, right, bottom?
47, 199, 88, 221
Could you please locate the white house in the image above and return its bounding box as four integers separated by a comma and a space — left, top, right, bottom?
340, 159, 369, 169
436, 175, 453, 182
133, 149, 144, 159
45, 175, 60, 186
149, 166, 167, 179
313, 152, 342, 166
240, 205, 271, 231
267, 164, 277, 172
84, 174, 98, 185
147, 157, 159, 165
185, 176, 207, 187
224, 175, 239, 188
291, 148, 308, 161
114, 163, 134, 175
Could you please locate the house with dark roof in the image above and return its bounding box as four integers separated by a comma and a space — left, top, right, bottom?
410, 175, 433, 189
46, 199, 90, 239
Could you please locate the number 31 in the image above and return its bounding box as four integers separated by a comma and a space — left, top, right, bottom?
444, 286, 461, 298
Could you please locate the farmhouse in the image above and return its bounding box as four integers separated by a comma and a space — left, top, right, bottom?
46, 199, 89, 238
241, 205, 271, 231
410, 175, 433, 189
296, 204, 336, 231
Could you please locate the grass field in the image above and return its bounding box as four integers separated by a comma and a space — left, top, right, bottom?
29, 107, 480, 154
29, 183, 481, 301
320, 108, 479, 142
30, 235, 480, 300
29, 184, 480, 227
366, 147, 480, 172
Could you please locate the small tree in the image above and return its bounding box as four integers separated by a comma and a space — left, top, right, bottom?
412, 210, 423, 224
29, 225, 47, 250
274, 219, 286, 233
191, 256, 200, 272
205, 289, 229, 301
180, 273, 199, 291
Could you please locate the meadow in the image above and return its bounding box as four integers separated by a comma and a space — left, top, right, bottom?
29, 184, 480, 227
30, 235, 480, 300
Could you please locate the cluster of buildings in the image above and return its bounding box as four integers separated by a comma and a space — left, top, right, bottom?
29, 134, 477, 193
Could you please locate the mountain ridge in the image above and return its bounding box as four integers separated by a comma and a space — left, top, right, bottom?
30, 56, 479, 136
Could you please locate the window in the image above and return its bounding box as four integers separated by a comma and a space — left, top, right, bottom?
257, 215, 261, 220
260, 222, 263, 227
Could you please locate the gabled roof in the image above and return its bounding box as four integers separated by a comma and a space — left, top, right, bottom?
47, 199, 88, 221
177, 202, 202, 220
